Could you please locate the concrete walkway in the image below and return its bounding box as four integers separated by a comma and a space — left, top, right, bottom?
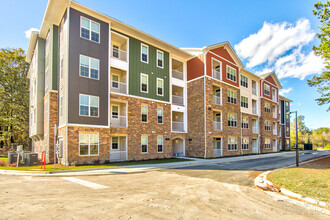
0, 151, 301, 177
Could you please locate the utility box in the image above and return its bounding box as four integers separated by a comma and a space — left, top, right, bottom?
8, 152, 18, 165
23, 153, 38, 166
304, 144, 313, 151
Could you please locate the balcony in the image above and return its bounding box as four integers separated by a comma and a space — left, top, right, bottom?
110, 32, 128, 70
172, 69, 183, 80
252, 99, 258, 114
212, 70, 221, 81
110, 68, 127, 95
110, 81, 127, 94
172, 111, 185, 132
212, 59, 221, 81
111, 48, 127, 62
111, 116, 127, 127
110, 136, 127, 161
172, 95, 184, 106
172, 85, 184, 106
252, 126, 258, 134
213, 121, 222, 131
110, 102, 127, 128
252, 80, 257, 95
213, 112, 222, 131
213, 95, 221, 105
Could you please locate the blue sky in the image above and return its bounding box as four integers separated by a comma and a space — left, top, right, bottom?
0, 0, 328, 129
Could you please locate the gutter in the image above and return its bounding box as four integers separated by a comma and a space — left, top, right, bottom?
203, 52, 207, 158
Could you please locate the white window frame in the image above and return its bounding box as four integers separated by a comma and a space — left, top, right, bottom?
265, 138, 271, 149
264, 84, 270, 96
265, 121, 271, 131
226, 65, 237, 82
241, 137, 249, 150
157, 78, 164, 96
111, 136, 119, 151
79, 55, 100, 80
80, 16, 100, 43
156, 50, 164, 68
141, 105, 148, 123
141, 43, 149, 64
157, 136, 163, 153
240, 75, 248, 88
140, 73, 148, 93
228, 137, 238, 151
111, 104, 119, 120
79, 134, 99, 156
141, 136, 148, 153
79, 94, 100, 117
111, 73, 120, 89
157, 107, 163, 124
241, 96, 248, 108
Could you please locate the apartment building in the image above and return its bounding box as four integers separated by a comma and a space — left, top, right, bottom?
279, 96, 292, 150
26, 0, 292, 165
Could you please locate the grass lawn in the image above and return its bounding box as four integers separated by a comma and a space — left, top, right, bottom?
0, 158, 191, 172
268, 164, 330, 203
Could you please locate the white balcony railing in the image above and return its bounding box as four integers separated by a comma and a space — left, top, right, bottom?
252, 87, 257, 95
212, 70, 221, 81
110, 81, 127, 94
172, 121, 184, 132
110, 116, 127, 127
172, 95, 184, 106
273, 112, 277, 118
110, 150, 127, 161
213, 95, 221, 105
172, 70, 184, 80
111, 48, 127, 62
213, 121, 222, 131
252, 107, 257, 114
252, 126, 258, 134
273, 129, 277, 135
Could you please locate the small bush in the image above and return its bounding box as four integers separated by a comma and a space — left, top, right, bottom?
104, 160, 110, 164
0, 160, 7, 167
93, 159, 101, 165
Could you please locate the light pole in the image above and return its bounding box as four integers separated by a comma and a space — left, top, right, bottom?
287, 111, 299, 167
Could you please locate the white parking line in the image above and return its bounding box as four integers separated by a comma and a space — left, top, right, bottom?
61, 177, 109, 190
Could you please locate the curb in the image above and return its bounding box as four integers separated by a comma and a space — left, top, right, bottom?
254, 155, 330, 215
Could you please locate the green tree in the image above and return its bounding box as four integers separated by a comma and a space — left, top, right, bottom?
308, 1, 330, 110
0, 48, 30, 148
290, 115, 310, 146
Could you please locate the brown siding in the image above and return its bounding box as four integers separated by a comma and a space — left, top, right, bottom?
187, 56, 204, 81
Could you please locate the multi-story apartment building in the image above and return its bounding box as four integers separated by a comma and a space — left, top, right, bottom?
279, 96, 292, 150
26, 0, 292, 165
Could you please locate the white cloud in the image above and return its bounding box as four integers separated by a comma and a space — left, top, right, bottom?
234, 18, 315, 68
25, 28, 39, 39
279, 87, 292, 96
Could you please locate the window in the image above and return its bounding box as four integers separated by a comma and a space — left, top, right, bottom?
265, 138, 271, 149
60, 96, 64, 118
112, 75, 119, 88
157, 78, 164, 96
80, 17, 100, 43
157, 136, 163, 153
272, 88, 277, 101
111, 137, 118, 150
240, 75, 248, 88
112, 45, 119, 58
265, 103, 271, 113
242, 138, 249, 150
111, 105, 119, 119
141, 105, 148, 122
80, 55, 99, 80
241, 96, 248, 108
273, 106, 277, 118
141, 136, 148, 153
241, 117, 249, 129
228, 114, 237, 127
227, 90, 237, 104
264, 84, 270, 96
157, 50, 164, 68
228, 137, 237, 151
214, 138, 222, 149
141, 73, 148, 93
79, 134, 99, 156
141, 44, 148, 63
226, 66, 237, 82
265, 121, 271, 131
79, 94, 99, 117
157, 108, 163, 124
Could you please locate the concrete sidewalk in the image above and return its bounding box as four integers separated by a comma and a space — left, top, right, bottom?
0, 151, 300, 177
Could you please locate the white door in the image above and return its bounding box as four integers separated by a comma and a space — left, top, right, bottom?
273, 140, 277, 152
213, 138, 222, 157
252, 139, 258, 153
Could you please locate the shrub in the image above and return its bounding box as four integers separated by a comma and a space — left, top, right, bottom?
104, 160, 110, 164
93, 159, 101, 165
0, 160, 7, 167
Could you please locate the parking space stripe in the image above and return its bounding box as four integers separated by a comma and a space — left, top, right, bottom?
61, 177, 109, 189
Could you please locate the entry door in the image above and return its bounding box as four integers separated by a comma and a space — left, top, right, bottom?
213, 138, 222, 157
252, 139, 258, 153
279, 140, 282, 151
273, 140, 277, 152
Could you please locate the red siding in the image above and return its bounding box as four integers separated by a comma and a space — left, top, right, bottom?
206, 51, 239, 87
210, 47, 235, 63
261, 79, 279, 102
265, 75, 276, 85
187, 56, 204, 81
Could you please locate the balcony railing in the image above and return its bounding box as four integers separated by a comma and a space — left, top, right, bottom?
110, 116, 127, 127
252, 107, 257, 114
172, 70, 184, 80
172, 95, 184, 106
252, 87, 257, 95
273, 129, 277, 135
111, 48, 127, 62
212, 70, 221, 81
213, 95, 221, 105
110, 150, 127, 161
110, 81, 127, 94
252, 126, 258, 134
213, 121, 222, 131
273, 112, 277, 118
172, 121, 184, 132
272, 95, 277, 102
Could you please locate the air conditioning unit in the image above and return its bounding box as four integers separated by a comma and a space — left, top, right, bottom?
23, 153, 38, 166
7, 152, 18, 165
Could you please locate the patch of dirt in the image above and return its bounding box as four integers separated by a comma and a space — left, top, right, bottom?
301, 156, 330, 169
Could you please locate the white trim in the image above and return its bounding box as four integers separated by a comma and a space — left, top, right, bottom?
141, 105, 148, 123
108, 25, 111, 128
110, 104, 120, 119
226, 65, 237, 82
141, 136, 148, 153
109, 92, 171, 104
157, 136, 163, 153
140, 73, 148, 93
79, 133, 99, 156
48, 90, 58, 93
79, 94, 100, 118
80, 16, 100, 44
67, 123, 110, 128
240, 74, 249, 88
110, 136, 119, 151
140, 43, 149, 64
209, 51, 238, 67
79, 54, 100, 80
264, 84, 271, 96
260, 96, 279, 104
156, 78, 164, 96
211, 57, 222, 81
187, 75, 205, 83
156, 50, 164, 69
157, 107, 163, 124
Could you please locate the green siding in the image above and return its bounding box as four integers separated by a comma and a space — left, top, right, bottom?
52, 25, 58, 90
128, 38, 170, 101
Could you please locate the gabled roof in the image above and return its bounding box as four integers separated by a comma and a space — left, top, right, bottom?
279, 95, 292, 102
204, 41, 244, 68
259, 71, 282, 89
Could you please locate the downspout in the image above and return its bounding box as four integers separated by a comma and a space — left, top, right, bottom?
65, 3, 71, 166
203, 52, 207, 159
